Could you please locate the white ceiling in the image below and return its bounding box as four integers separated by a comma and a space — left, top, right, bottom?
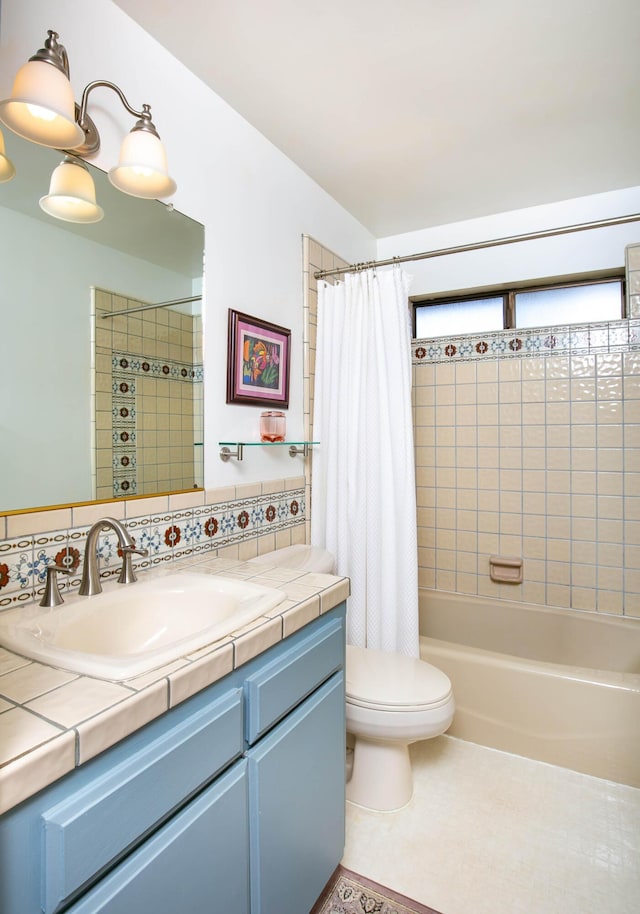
114, 0, 640, 238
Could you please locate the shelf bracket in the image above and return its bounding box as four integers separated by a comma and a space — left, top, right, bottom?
220, 444, 244, 462
288, 443, 311, 458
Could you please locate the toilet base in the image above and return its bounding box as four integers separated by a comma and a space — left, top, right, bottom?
346, 736, 413, 812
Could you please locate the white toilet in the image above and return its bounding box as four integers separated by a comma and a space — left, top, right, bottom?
345, 643, 454, 811
249, 545, 455, 812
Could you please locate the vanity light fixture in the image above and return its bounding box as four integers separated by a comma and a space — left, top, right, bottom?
39, 155, 104, 223
0, 128, 16, 182
0, 28, 176, 219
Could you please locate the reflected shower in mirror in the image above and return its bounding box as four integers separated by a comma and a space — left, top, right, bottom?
95, 288, 203, 501
0, 133, 205, 514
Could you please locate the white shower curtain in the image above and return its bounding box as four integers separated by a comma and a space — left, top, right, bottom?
311, 266, 419, 657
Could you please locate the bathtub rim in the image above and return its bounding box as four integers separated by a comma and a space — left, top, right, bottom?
420, 634, 640, 692
419, 586, 640, 632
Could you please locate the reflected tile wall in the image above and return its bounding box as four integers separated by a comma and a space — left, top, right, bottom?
94, 289, 203, 500
414, 319, 640, 617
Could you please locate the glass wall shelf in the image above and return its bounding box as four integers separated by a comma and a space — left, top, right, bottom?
218, 442, 319, 462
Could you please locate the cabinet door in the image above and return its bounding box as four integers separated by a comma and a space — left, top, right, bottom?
66, 759, 249, 914
246, 673, 345, 914
42, 689, 243, 914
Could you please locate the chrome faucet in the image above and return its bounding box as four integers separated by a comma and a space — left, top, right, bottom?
79, 517, 148, 596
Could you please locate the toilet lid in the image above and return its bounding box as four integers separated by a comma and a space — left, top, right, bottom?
345, 644, 452, 710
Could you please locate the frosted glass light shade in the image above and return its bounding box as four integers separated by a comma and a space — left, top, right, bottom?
0, 128, 16, 182
0, 59, 84, 149
39, 157, 104, 223
108, 128, 176, 199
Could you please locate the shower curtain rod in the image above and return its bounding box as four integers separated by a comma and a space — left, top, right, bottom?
313, 212, 640, 280
101, 294, 202, 318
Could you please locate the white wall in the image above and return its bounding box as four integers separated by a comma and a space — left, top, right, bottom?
377, 187, 640, 300
0, 0, 375, 503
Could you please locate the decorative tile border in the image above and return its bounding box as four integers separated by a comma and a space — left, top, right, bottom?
0, 488, 306, 609
109, 352, 204, 498
413, 318, 640, 365
112, 352, 204, 383
112, 367, 138, 496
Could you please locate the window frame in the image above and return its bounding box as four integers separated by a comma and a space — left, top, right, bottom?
412, 274, 625, 338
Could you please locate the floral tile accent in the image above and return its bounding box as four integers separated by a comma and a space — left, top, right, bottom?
413, 319, 636, 365
111, 363, 137, 497
0, 486, 306, 610
0, 535, 35, 608
112, 352, 203, 384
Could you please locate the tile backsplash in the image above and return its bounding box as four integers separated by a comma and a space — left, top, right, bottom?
0, 479, 306, 610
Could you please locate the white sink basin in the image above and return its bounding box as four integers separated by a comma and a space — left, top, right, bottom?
0, 573, 286, 680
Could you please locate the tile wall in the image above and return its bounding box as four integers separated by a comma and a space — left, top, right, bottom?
627, 242, 640, 319
93, 289, 203, 500
0, 479, 306, 610
413, 317, 640, 617
301, 236, 640, 620
302, 236, 348, 540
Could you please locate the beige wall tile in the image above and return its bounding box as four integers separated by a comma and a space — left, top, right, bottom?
411, 331, 640, 618
7, 508, 72, 538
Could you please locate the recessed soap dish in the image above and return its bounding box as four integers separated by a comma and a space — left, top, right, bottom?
489, 555, 523, 584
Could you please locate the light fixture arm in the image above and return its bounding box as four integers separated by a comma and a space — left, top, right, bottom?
78, 80, 144, 126
78, 80, 162, 143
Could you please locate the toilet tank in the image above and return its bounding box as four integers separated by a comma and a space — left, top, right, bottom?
248, 545, 336, 574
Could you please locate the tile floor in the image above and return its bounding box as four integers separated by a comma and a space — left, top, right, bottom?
342, 736, 640, 914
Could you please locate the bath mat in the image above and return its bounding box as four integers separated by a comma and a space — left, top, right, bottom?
310, 865, 442, 914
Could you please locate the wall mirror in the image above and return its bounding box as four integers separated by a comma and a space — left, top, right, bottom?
0, 133, 205, 515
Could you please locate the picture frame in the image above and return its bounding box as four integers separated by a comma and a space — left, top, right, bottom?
226, 309, 291, 407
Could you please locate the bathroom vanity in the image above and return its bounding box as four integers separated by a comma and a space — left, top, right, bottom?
0, 600, 346, 914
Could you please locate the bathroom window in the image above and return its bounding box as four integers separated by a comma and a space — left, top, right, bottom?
413, 277, 624, 338
414, 295, 505, 338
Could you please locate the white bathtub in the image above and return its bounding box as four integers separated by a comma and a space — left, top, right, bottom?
419, 589, 640, 786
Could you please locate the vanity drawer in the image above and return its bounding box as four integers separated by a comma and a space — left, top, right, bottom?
244, 615, 344, 745
41, 688, 243, 914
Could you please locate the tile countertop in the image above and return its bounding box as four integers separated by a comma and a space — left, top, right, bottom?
0, 554, 350, 816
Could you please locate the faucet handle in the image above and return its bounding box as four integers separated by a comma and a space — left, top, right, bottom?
118, 544, 149, 585
40, 564, 72, 607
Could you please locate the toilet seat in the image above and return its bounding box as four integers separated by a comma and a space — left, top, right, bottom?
345, 644, 452, 712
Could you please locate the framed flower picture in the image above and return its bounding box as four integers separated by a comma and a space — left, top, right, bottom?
226, 309, 291, 407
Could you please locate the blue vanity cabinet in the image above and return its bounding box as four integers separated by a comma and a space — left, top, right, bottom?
0, 603, 346, 914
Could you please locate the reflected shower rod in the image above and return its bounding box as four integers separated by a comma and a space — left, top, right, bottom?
101, 294, 202, 318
